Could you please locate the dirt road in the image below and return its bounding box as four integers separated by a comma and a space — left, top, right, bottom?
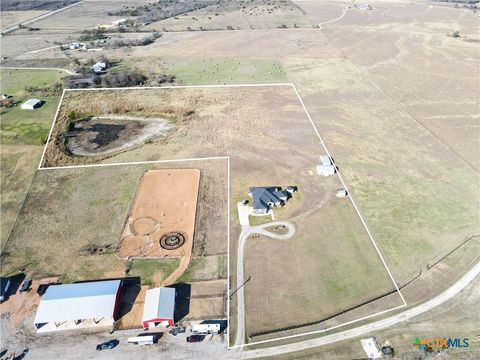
234, 221, 296, 347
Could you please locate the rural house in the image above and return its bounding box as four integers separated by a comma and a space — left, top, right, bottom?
91, 62, 107, 73
248, 186, 296, 214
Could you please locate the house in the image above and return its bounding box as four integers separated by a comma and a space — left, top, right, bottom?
68, 77, 94, 89
142, 287, 175, 329
34, 280, 122, 332
91, 62, 107, 74
69, 42, 81, 50
20, 98, 42, 110
249, 186, 293, 214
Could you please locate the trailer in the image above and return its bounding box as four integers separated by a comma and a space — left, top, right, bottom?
127, 336, 154, 346
191, 323, 220, 335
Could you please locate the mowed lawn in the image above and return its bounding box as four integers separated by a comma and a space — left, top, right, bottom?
243, 198, 402, 336
0, 68, 65, 145
161, 58, 287, 85
0, 69, 65, 247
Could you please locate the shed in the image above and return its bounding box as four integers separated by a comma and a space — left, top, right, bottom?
20, 98, 42, 110
34, 280, 122, 332
142, 287, 175, 329
316, 164, 336, 176
319, 155, 333, 166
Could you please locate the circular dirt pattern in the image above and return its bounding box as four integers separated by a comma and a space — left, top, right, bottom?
160, 232, 186, 250
131, 217, 159, 236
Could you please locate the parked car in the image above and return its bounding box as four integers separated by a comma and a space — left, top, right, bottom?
96, 340, 118, 351
169, 326, 186, 336
19, 279, 32, 293
186, 335, 205, 343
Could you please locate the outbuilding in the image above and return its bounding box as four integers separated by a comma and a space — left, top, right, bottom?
20, 98, 42, 110
316, 164, 336, 176
142, 287, 175, 329
34, 280, 122, 332
91, 62, 107, 73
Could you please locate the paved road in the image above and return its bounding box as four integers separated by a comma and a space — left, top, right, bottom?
233, 221, 296, 348
229, 260, 480, 358
1, 1, 83, 35
0, 66, 76, 75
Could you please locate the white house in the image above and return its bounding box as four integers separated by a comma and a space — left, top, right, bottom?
91, 62, 107, 73
69, 42, 81, 50
20, 98, 42, 110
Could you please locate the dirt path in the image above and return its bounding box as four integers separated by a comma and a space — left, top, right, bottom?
318, 5, 349, 29
161, 255, 191, 286
0, 66, 76, 75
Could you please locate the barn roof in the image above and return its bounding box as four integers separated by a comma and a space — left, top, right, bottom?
142, 287, 175, 322
22, 98, 41, 107
34, 280, 121, 324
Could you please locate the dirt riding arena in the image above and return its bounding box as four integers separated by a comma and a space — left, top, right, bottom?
117, 169, 200, 260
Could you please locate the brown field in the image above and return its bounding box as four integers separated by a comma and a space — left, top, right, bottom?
1, 159, 227, 284
39, 86, 402, 339
0, 145, 43, 246
0, 10, 49, 30
1, 0, 478, 349
31, 0, 150, 31
117, 169, 200, 260
146, 0, 314, 31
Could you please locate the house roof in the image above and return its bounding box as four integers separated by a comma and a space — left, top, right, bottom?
249, 187, 287, 211
34, 280, 121, 324
142, 287, 175, 322
22, 98, 41, 107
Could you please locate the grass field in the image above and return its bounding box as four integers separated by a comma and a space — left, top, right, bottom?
162, 58, 287, 85
176, 255, 227, 283
0, 69, 65, 247
0, 68, 64, 145
1, 159, 227, 285
0, 145, 43, 247
127, 258, 180, 286
284, 57, 480, 286
146, 0, 314, 31
0, 10, 49, 30
38, 86, 402, 340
